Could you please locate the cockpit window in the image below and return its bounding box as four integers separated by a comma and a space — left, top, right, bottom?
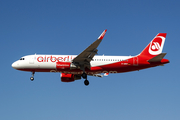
20, 58, 25, 60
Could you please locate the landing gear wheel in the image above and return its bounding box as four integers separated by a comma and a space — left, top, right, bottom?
30, 77, 34, 81
30, 72, 35, 81
84, 80, 89, 86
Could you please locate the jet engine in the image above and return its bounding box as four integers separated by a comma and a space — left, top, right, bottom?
60, 73, 81, 82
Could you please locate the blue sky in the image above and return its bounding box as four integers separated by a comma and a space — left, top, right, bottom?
0, 0, 179, 120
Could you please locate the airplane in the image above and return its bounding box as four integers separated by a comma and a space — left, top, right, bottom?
12, 30, 169, 86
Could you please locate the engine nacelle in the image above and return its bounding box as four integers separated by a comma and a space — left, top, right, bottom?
61, 73, 75, 82
56, 62, 78, 70
60, 73, 81, 82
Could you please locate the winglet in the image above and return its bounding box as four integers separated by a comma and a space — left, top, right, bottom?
98, 29, 107, 40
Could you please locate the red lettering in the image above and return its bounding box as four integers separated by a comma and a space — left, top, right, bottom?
46, 56, 50, 62
44, 55, 46, 62
37, 56, 74, 62
51, 56, 56, 62
64, 56, 69, 61
37, 56, 43, 62
57, 57, 63, 62
70, 56, 73, 61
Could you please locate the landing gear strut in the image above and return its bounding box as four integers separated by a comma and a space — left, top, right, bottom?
30, 72, 35, 81
82, 72, 87, 79
82, 72, 89, 86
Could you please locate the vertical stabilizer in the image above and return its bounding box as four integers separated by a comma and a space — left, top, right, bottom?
139, 33, 166, 58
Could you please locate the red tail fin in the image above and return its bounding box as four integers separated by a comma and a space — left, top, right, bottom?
139, 33, 167, 58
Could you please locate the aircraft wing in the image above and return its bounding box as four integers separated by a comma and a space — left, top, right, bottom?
72, 29, 107, 70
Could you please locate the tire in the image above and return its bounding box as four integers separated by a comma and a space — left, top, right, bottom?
84, 80, 89, 86
30, 77, 34, 81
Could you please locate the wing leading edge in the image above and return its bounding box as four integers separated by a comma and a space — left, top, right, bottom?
72, 29, 107, 70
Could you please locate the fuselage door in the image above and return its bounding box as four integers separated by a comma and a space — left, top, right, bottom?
29, 56, 34, 64
133, 56, 138, 66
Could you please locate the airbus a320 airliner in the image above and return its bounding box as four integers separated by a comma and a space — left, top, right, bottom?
12, 30, 169, 86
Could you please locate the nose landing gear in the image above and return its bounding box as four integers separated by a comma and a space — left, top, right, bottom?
30, 72, 35, 81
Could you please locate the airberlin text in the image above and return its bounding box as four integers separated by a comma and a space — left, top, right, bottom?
37, 56, 74, 62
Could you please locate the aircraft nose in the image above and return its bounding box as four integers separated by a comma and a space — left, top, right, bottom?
12, 61, 19, 69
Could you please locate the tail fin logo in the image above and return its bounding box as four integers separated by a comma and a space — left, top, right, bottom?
151, 42, 161, 51
149, 36, 165, 55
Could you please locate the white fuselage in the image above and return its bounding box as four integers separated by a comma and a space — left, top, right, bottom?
12, 54, 133, 71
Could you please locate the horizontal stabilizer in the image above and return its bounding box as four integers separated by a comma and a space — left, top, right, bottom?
148, 53, 167, 62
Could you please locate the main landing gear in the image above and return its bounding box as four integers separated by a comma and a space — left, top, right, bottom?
82, 72, 89, 86
84, 80, 89, 86
30, 72, 35, 81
